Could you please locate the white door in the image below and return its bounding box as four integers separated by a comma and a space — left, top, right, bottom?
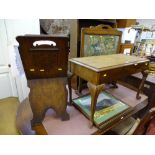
0, 20, 17, 99
0, 19, 40, 101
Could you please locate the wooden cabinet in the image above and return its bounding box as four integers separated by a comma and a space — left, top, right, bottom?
16, 35, 69, 79
117, 19, 136, 28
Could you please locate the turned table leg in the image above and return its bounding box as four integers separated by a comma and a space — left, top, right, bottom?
87, 82, 105, 127
136, 71, 149, 99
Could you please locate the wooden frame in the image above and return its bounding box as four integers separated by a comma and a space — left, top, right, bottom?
80, 24, 122, 57
120, 43, 134, 55
78, 25, 122, 93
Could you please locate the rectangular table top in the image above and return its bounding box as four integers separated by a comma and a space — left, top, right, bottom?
69, 54, 149, 72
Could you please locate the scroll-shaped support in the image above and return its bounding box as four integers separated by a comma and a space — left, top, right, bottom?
87, 82, 105, 127
28, 78, 70, 127
136, 70, 149, 99
67, 72, 74, 105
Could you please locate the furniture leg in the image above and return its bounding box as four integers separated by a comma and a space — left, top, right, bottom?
78, 78, 83, 94
28, 78, 70, 128
136, 71, 149, 99
111, 81, 118, 88
67, 72, 74, 105
87, 82, 105, 127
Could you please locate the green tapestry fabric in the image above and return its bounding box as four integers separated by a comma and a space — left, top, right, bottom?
84, 35, 119, 56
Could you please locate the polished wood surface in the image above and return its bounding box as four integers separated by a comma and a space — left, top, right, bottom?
16, 35, 70, 128
71, 54, 149, 71
69, 54, 150, 125
16, 35, 69, 80
28, 78, 69, 127
16, 84, 148, 135
70, 54, 149, 85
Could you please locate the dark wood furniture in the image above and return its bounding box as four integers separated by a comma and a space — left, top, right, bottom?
69, 54, 149, 126
78, 25, 122, 93
16, 35, 69, 79
110, 107, 155, 135
16, 35, 71, 129
120, 73, 155, 117
16, 84, 148, 135
116, 19, 136, 28
134, 107, 155, 135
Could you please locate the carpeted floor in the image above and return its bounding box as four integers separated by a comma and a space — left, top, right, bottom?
0, 97, 20, 135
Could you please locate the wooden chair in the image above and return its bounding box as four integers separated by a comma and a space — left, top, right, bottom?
16, 35, 71, 129
78, 24, 122, 93
111, 107, 155, 135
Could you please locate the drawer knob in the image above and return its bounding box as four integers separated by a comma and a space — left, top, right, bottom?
58, 68, 62, 71
40, 69, 45, 72
121, 116, 124, 120
134, 63, 138, 66
103, 73, 107, 77
30, 69, 35, 72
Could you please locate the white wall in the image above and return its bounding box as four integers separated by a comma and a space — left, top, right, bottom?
3, 19, 40, 101
4, 19, 40, 45
4, 19, 40, 76
118, 28, 137, 44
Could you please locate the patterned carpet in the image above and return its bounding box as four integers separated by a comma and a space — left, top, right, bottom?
0, 97, 20, 135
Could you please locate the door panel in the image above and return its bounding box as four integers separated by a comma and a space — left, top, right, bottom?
0, 20, 17, 99
0, 73, 12, 99
0, 19, 40, 100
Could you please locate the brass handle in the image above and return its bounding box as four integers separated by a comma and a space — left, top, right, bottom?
58, 68, 62, 71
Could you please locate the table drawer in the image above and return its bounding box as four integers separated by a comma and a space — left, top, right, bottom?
99, 62, 149, 83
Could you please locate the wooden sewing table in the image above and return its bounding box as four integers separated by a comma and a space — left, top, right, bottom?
69, 54, 150, 126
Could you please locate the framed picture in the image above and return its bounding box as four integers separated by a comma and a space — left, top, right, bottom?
73, 91, 130, 127
80, 24, 122, 57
